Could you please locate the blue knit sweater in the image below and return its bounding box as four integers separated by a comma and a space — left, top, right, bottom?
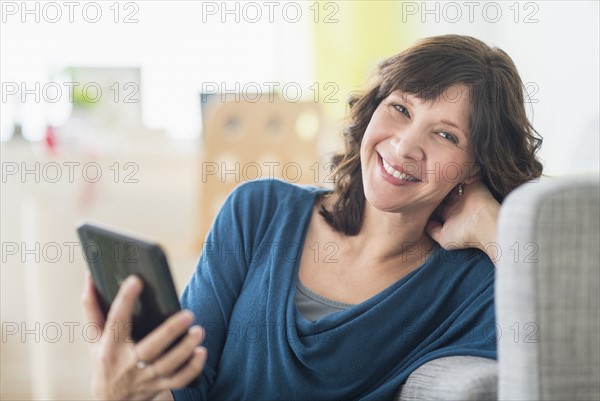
172, 179, 496, 400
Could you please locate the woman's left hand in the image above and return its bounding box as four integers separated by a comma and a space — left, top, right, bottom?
426, 180, 501, 262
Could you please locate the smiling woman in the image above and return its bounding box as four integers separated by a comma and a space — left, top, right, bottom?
360, 87, 475, 217
82, 34, 543, 401
322, 35, 543, 236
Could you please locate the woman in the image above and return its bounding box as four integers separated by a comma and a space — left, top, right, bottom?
82, 35, 543, 400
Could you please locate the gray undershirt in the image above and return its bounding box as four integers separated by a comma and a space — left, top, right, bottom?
295, 244, 439, 321
295, 280, 354, 321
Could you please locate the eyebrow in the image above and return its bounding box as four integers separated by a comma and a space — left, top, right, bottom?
441, 119, 468, 137
401, 95, 414, 106
390, 91, 414, 106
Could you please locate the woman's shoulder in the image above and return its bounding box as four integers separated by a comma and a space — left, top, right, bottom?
431, 245, 495, 281
219, 179, 328, 228
229, 178, 329, 203
212, 179, 327, 246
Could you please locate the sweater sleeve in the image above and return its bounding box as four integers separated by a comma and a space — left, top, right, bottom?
171, 182, 261, 400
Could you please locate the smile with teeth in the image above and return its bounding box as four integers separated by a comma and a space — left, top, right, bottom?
381, 157, 419, 182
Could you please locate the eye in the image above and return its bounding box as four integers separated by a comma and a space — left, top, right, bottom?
438, 131, 459, 144
391, 103, 410, 117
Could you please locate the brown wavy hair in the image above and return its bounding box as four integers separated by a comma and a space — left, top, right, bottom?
320, 35, 543, 236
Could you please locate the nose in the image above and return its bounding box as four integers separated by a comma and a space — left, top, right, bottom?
389, 124, 425, 162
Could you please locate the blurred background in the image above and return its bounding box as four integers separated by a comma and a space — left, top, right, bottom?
1, 1, 598, 399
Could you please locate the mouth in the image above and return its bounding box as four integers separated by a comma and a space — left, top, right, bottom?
378, 154, 421, 183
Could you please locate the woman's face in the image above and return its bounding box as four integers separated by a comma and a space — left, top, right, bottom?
360, 85, 477, 215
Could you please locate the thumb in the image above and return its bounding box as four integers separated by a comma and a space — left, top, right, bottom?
426, 219, 443, 244
82, 272, 106, 331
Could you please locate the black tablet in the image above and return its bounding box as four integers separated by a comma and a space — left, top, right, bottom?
76, 221, 181, 342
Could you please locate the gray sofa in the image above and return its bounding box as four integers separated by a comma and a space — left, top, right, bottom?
397, 174, 600, 400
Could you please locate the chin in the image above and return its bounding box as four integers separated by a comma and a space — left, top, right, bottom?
363, 184, 409, 213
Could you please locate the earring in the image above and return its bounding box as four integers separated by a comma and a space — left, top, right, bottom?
458, 183, 464, 196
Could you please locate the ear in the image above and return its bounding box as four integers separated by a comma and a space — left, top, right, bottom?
463, 163, 482, 184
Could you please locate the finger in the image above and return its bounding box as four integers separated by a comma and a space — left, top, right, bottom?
82, 272, 106, 330
153, 326, 204, 377
426, 219, 443, 244
105, 275, 143, 343
135, 310, 196, 362
159, 347, 207, 391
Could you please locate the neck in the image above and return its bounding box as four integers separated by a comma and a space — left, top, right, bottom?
323, 196, 437, 265
356, 202, 435, 263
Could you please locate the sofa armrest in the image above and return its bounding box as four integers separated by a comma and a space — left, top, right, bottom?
496, 175, 600, 400
396, 356, 497, 401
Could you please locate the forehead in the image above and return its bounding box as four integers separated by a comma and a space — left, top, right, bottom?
388, 84, 471, 104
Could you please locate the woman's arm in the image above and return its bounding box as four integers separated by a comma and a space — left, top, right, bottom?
426, 181, 501, 262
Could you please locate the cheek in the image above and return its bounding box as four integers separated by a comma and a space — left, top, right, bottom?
360, 122, 378, 158
425, 152, 473, 186
440, 162, 464, 185
361, 111, 390, 153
